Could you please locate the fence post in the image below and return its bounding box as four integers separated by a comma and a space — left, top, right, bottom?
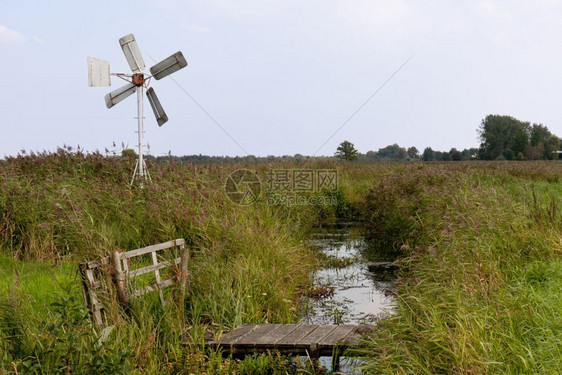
112, 249, 129, 307
179, 240, 189, 292
78, 262, 103, 326
176, 240, 189, 322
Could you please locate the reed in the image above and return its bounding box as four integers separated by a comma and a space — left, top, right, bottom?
1, 150, 561, 373
354, 161, 562, 374
0, 150, 337, 373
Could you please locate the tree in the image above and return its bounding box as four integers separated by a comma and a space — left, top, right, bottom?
530, 124, 552, 147
335, 141, 358, 161
545, 135, 562, 160
422, 147, 434, 161
478, 115, 529, 160
365, 150, 378, 161
503, 148, 515, 160
450, 148, 462, 161
526, 142, 544, 160
461, 148, 478, 160
121, 148, 137, 160
377, 144, 407, 160
407, 146, 419, 159
527, 124, 561, 159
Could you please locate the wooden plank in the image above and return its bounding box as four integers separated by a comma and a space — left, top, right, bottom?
274, 325, 318, 346
127, 258, 180, 278
78, 264, 94, 318
317, 325, 357, 348
340, 325, 372, 346
92, 302, 105, 310
78, 260, 107, 327
267, 324, 301, 345
235, 325, 283, 346
131, 278, 175, 297
120, 251, 130, 275
214, 325, 257, 345
93, 310, 103, 326
206, 324, 368, 358
85, 257, 109, 269
297, 325, 337, 346
85, 269, 97, 287
85, 267, 102, 290
120, 239, 184, 260
112, 250, 128, 305
246, 324, 286, 346
151, 251, 165, 305
179, 243, 189, 290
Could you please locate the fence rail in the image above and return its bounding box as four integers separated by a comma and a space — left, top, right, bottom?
79, 238, 189, 326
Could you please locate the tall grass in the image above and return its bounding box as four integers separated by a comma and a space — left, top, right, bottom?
0, 150, 343, 373
353, 161, 562, 374
2, 151, 561, 373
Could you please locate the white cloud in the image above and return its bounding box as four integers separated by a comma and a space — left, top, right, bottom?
0, 24, 25, 44
32, 35, 45, 44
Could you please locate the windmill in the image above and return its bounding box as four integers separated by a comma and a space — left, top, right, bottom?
88, 33, 187, 184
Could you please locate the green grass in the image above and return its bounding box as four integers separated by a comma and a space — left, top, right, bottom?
0, 255, 76, 310
0, 150, 340, 373
354, 161, 562, 374
1, 151, 561, 373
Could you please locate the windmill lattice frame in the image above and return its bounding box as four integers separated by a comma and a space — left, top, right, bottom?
88, 33, 188, 184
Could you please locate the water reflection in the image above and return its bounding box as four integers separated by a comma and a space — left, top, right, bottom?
301, 224, 397, 325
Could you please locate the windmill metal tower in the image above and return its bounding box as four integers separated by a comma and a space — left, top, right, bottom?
88, 33, 187, 184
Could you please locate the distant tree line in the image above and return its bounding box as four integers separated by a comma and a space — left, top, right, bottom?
142, 144, 480, 164
351, 114, 561, 162
123, 114, 561, 164
355, 144, 479, 162
145, 153, 329, 164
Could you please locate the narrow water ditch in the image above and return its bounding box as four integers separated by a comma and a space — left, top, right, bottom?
300, 222, 397, 325
298, 222, 398, 372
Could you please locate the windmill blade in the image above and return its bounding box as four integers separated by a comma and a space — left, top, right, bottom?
105, 82, 137, 109
149, 51, 187, 80
119, 34, 146, 72
87, 57, 111, 87
146, 87, 169, 126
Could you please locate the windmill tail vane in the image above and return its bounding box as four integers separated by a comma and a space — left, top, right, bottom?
87, 33, 188, 185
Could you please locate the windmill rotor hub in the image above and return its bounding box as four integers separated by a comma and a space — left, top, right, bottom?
132, 73, 145, 86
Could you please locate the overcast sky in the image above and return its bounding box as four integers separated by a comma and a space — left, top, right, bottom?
1, 0, 562, 157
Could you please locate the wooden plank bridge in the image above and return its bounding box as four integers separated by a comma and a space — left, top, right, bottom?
205, 323, 372, 365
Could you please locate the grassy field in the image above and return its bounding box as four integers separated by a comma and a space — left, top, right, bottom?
356, 162, 562, 374
0, 150, 343, 374
1, 151, 561, 373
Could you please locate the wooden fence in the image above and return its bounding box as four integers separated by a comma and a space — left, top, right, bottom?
79, 238, 189, 326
